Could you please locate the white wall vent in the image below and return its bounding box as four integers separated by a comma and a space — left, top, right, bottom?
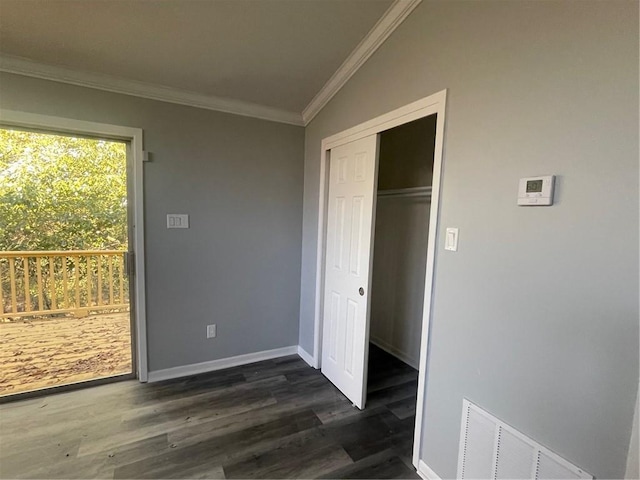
457, 399, 593, 480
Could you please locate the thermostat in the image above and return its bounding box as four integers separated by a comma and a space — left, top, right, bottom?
518, 175, 555, 206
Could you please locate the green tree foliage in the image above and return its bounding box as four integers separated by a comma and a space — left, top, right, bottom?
0, 128, 128, 251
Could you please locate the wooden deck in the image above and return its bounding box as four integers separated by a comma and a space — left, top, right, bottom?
0, 312, 132, 396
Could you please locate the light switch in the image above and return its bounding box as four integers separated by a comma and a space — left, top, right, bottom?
167, 214, 189, 229
445, 227, 459, 251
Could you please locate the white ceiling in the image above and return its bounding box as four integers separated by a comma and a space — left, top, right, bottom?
0, 0, 395, 117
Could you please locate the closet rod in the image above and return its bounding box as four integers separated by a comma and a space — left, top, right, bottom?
377, 186, 432, 198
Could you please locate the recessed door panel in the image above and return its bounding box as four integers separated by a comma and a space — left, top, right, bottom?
333, 197, 346, 271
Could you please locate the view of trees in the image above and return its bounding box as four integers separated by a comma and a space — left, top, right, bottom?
0, 129, 129, 317
0, 128, 128, 252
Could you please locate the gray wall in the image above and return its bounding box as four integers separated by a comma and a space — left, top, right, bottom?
377, 115, 436, 190
299, 1, 639, 478
627, 386, 639, 479
0, 72, 304, 372
370, 195, 430, 368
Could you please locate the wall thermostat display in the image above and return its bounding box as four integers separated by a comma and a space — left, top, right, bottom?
518, 175, 555, 206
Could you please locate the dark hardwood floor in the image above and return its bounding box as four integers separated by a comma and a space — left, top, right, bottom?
0, 344, 420, 479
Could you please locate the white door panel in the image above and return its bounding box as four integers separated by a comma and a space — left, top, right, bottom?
321, 134, 379, 409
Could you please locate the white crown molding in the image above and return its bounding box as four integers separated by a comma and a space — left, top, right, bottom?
0, 55, 304, 126
0, 1, 420, 127
301, 0, 422, 125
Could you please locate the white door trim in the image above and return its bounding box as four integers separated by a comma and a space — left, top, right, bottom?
313, 89, 447, 468
0, 109, 149, 382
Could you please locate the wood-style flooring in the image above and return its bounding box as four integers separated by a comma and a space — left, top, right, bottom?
0, 344, 420, 479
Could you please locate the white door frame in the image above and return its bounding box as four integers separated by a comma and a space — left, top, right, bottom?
313, 89, 447, 467
0, 109, 149, 382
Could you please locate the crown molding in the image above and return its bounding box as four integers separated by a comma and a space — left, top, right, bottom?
0, 1, 420, 128
301, 0, 422, 125
0, 55, 304, 126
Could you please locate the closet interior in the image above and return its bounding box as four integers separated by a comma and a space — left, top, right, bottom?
367, 114, 437, 398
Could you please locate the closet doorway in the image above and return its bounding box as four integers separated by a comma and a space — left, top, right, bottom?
314, 90, 447, 468
370, 115, 436, 372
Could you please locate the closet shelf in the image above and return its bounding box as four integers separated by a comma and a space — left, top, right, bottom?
377, 186, 432, 198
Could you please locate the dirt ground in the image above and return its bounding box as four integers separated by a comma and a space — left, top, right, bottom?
0, 312, 132, 396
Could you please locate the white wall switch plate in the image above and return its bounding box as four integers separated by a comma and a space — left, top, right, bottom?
167, 214, 189, 229
445, 227, 459, 251
206, 324, 216, 338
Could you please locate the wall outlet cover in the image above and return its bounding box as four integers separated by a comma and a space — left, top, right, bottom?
206, 324, 216, 338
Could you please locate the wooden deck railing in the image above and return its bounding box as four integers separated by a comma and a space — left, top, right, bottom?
0, 251, 129, 319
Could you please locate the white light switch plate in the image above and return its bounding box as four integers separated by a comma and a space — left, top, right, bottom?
445, 227, 459, 251
167, 214, 189, 229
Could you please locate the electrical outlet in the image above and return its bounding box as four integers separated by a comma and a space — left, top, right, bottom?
206, 324, 216, 339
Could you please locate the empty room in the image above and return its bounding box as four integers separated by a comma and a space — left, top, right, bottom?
0, 0, 638, 479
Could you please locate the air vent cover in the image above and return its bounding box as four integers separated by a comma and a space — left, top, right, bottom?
457, 399, 592, 480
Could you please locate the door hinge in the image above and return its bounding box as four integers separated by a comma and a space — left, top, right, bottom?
125, 251, 136, 277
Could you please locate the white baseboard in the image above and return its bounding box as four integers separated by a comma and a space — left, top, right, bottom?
370, 336, 419, 369
147, 345, 298, 382
297, 346, 316, 368
417, 460, 442, 480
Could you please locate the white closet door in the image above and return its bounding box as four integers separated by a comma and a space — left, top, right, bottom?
321, 134, 379, 409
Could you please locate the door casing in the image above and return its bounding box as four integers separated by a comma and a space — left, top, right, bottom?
313, 89, 448, 467
0, 109, 149, 382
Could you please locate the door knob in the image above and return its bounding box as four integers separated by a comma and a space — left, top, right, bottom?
359, 287, 365, 296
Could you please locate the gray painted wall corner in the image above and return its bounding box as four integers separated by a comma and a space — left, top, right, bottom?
0, 72, 305, 372
626, 384, 640, 479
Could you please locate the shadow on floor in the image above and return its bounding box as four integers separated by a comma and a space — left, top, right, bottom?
0, 344, 419, 479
